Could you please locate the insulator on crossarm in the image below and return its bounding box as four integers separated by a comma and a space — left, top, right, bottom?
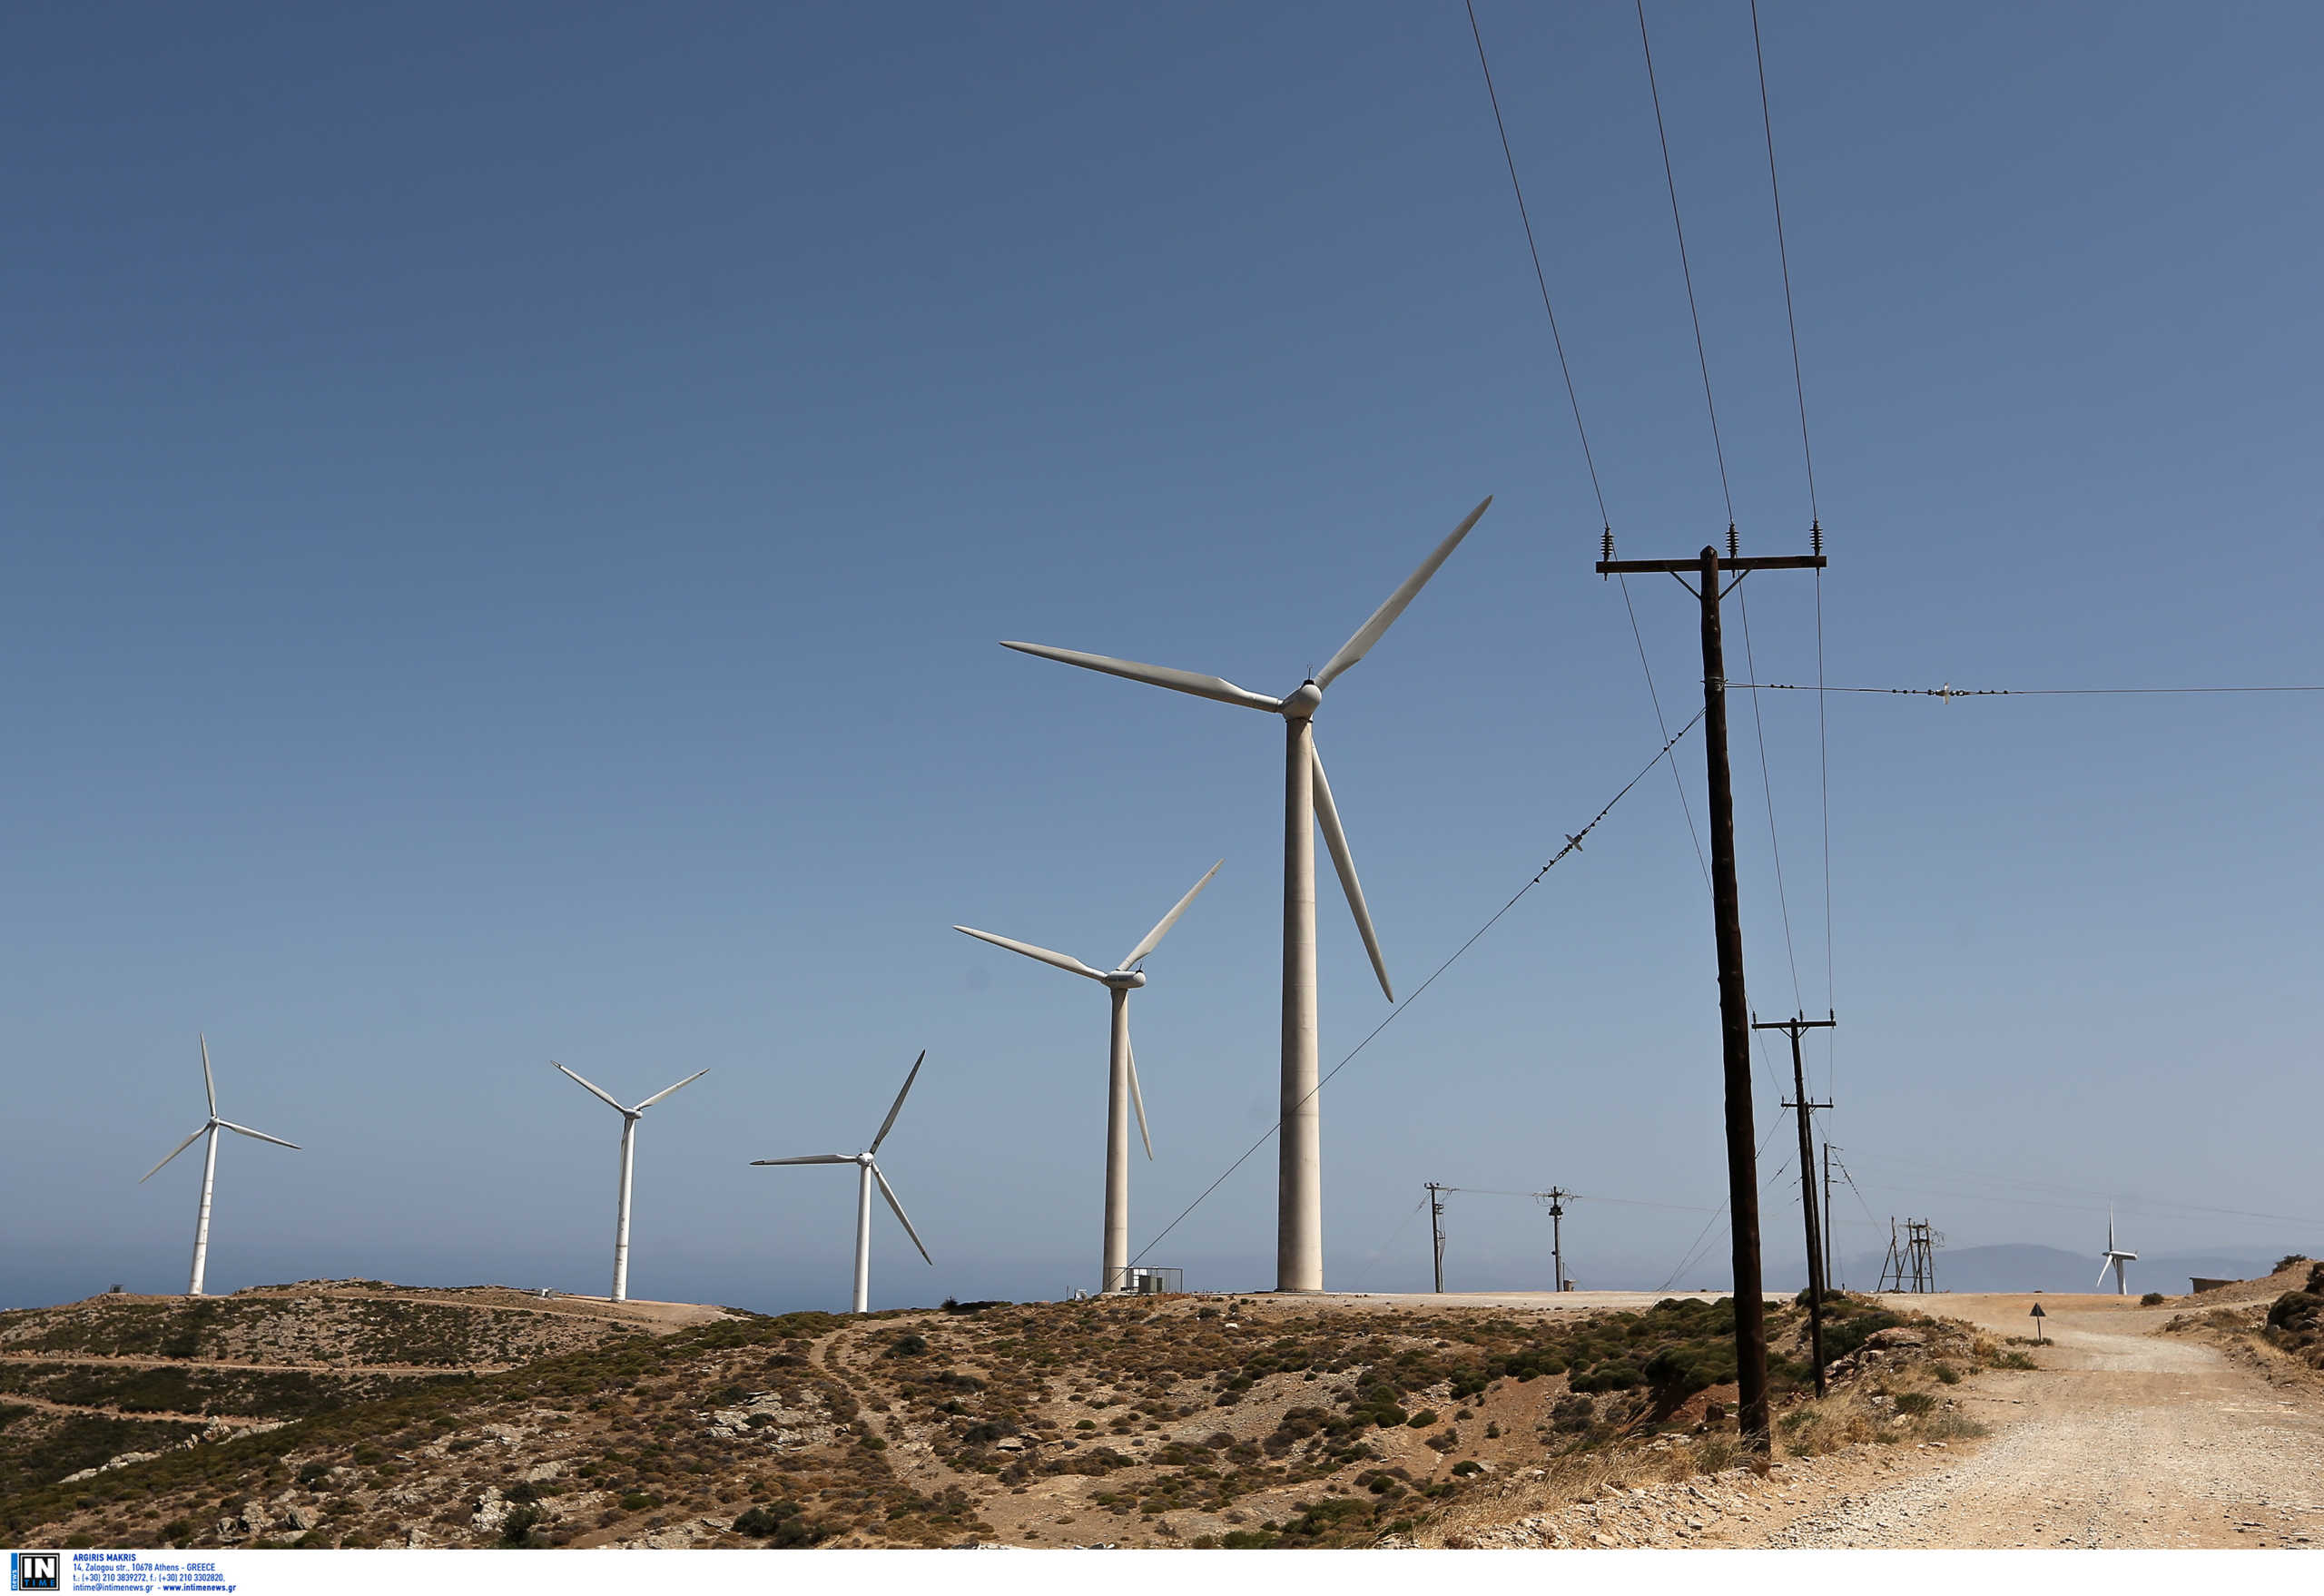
1810, 518, 1823, 557
1600, 526, 1614, 562
1727, 522, 1739, 559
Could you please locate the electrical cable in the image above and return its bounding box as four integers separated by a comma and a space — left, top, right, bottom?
1749, 0, 1843, 1098
1462, 3, 1712, 901
1635, 0, 1735, 526
1345, 1194, 1434, 1293
1127, 714, 1706, 1268
1728, 682, 2324, 697
1749, 0, 1820, 528
1657, 1116, 1789, 1290
1462, 0, 1611, 530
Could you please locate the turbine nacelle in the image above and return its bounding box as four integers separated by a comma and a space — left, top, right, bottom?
751, 1049, 933, 1312
1102, 970, 1149, 990
1278, 680, 1324, 718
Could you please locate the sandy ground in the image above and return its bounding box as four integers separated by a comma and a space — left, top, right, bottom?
1419, 1281, 2322, 1551
1737, 1292, 2324, 1549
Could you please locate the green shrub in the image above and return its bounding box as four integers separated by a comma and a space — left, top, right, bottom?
1404, 1411, 1437, 1429
1894, 1392, 1936, 1416
1931, 1363, 1961, 1384
2140, 1292, 2165, 1306
883, 1334, 928, 1358
2266, 1292, 2319, 1333
618, 1492, 661, 1512
2273, 1254, 2310, 1275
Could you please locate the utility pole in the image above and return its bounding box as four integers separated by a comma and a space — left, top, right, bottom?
1598, 537, 1825, 1455
1536, 1187, 1571, 1293
1757, 1012, 1835, 1395
1533, 1189, 1571, 1291
1425, 1183, 1449, 1294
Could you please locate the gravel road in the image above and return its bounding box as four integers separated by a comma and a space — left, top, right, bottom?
1757, 1294, 2323, 1549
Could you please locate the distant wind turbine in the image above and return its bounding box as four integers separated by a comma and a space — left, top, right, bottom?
141, 1036, 300, 1297
956, 860, 1221, 1293
2097, 1209, 2138, 1295
1002, 496, 1492, 1292
752, 1051, 932, 1314
552, 1061, 710, 1303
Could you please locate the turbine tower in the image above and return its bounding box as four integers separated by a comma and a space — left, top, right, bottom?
2097, 1209, 2137, 1295
141, 1036, 300, 1297
1002, 497, 1491, 1292
956, 860, 1221, 1293
752, 1051, 932, 1313
552, 1061, 709, 1303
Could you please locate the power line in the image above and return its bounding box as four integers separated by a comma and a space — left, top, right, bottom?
1128, 713, 1705, 1267
1635, 0, 1806, 1025
1728, 682, 2324, 698
1746, 5, 1841, 1060
1461, 3, 1712, 898
1462, 0, 1610, 531
1634, 0, 1735, 525
1748, 0, 1820, 527
1736, 592, 1803, 1011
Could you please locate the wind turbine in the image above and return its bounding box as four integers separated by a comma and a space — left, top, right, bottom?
1002, 497, 1492, 1292
752, 1051, 932, 1314
955, 860, 1221, 1294
2097, 1209, 2138, 1295
551, 1061, 709, 1303
140, 1036, 300, 1297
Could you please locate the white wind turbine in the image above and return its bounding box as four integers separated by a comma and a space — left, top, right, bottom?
140, 1036, 300, 1297
955, 860, 1221, 1294
752, 1051, 932, 1314
551, 1061, 710, 1303
1003, 497, 1492, 1292
2097, 1209, 2138, 1295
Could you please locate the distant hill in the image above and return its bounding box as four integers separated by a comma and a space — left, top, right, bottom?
1837, 1243, 2291, 1295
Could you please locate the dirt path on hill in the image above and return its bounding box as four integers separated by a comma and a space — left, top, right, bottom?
1750, 1295, 2324, 1550
0, 1393, 281, 1428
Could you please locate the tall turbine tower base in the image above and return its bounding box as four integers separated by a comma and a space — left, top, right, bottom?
1278, 713, 1323, 1293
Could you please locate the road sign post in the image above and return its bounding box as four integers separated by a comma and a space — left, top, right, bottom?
2030, 1302, 2046, 1345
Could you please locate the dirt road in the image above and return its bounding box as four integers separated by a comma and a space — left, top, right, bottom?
1754, 1293, 2323, 1549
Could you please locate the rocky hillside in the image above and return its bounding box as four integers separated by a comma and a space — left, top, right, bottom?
2, 1284, 1976, 1551
0, 1281, 728, 1532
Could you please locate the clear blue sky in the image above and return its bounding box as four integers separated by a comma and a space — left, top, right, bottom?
5, 3, 2319, 1311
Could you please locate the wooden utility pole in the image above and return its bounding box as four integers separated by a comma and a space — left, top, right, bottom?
1537, 1187, 1571, 1292
1425, 1183, 1449, 1294
1597, 541, 1826, 1454
1757, 1012, 1835, 1395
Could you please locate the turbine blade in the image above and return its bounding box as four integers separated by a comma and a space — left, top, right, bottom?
199, 1034, 218, 1118
1118, 860, 1223, 970
219, 1121, 300, 1150
749, 1154, 856, 1166
1126, 1034, 1153, 1162
2096, 1260, 2112, 1289
1001, 641, 1282, 714
953, 925, 1108, 981
1310, 741, 1393, 1000
632, 1068, 710, 1112
141, 1127, 207, 1184
553, 1061, 629, 1115
1315, 497, 1492, 689
869, 1050, 926, 1154
872, 1164, 932, 1266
